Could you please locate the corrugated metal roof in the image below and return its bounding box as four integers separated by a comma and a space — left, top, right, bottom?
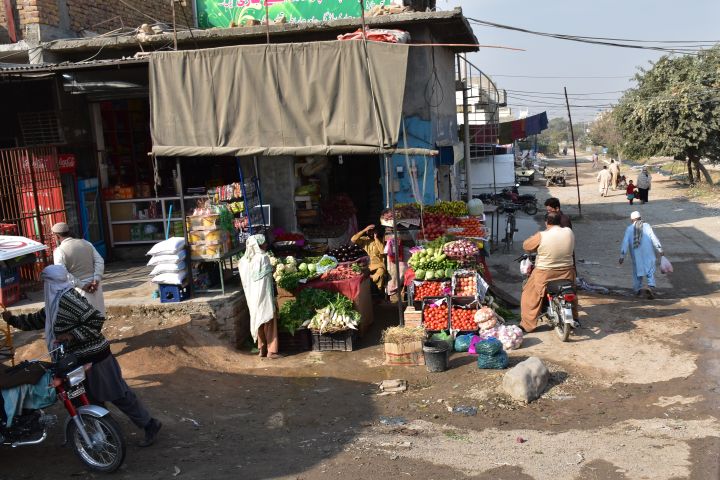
0, 57, 148, 75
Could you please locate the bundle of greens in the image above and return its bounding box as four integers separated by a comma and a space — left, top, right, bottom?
278, 288, 337, 334
308, 292, 360, 333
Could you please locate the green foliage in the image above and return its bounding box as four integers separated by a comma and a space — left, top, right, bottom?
587, 110, 623, 156
613, 46, 720, 183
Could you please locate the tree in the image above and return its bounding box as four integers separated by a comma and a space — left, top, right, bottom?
587, 110, 623, 156
614, 46, 720, 184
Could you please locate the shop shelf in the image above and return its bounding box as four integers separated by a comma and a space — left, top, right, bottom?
111, 219, 165, 224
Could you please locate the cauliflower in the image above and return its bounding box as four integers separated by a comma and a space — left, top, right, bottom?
285, 256, 297, 265
275, 264, 286, 273
269, 256, 278, 267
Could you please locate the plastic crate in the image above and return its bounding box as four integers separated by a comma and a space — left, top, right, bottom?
0, 224, 17, 235
421, 296, 450, 332
0, 284, 21, 307
278, 328, 312, 352
0, 268, 19, 288
311, 330, 358, 352
409, 280, 449, 309
159, 284, 189, 303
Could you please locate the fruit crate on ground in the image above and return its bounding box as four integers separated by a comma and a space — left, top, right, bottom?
278, 328, 312, 352
311, 330, 358, 352
409, 280, 449, 309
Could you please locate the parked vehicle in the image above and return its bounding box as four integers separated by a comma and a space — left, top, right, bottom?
516, 253, 578, 341
0, 345, 126, 472
515, 167, 536, 184
544, 167, 567, 187
496, 186, 538, 215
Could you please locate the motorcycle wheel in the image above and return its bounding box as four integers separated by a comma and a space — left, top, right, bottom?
68, 413, 126, 473
552, 299, 572, 342
524, 203, 538, 215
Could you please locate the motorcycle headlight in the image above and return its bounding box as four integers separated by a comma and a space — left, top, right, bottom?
67, 366, 86, 387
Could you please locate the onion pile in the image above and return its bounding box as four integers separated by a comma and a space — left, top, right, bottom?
496, 325, 523, 350
474, 306, 497, 331
443, 239, 480, 260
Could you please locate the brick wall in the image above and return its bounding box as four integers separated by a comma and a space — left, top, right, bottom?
0, 0, 194, 44
66, 0, 189, 34
0, 4, 9, 43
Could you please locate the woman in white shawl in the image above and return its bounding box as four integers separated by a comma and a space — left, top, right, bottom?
238, 234, 280, 358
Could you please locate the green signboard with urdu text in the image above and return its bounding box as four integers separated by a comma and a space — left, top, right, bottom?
197, 0, 394, 29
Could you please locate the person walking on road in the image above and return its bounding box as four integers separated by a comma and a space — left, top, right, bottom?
51, 222, 106, 317
591, 153, 599, 169
619, 211, 664, 299
636, 166, 652, 204
609, 159, 620, 190
597, 166, 612, 197
626, 180, 637, 205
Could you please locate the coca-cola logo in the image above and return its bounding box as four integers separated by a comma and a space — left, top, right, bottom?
0, 240, 28, 250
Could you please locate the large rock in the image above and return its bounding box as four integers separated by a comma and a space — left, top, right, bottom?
502, 357, 550, 403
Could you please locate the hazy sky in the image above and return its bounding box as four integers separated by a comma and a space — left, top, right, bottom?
442, 0, 720, 121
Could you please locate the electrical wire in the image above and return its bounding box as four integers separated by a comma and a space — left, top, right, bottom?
467, 17, 717, 54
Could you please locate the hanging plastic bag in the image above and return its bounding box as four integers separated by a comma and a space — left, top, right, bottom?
519, 258, 533, 275
660, 256, 673, 274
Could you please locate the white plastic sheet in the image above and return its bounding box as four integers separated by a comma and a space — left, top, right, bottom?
0, 235, 47, 261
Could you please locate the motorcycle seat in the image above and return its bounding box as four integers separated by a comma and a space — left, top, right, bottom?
546, 280, 574, 295
0, 362, 48, 390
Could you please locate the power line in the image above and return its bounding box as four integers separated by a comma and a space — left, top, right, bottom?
467, 17, 717, 54
490, 74, 634, 79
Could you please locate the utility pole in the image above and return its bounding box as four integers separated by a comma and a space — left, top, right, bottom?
459, 55, 472, 200
564, 87, 582, 217
171, 0, 178, 51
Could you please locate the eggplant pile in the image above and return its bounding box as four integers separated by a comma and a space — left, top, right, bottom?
329, 243, 366, 263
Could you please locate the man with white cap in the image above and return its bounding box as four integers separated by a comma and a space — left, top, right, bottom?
619, 211, 664, 298
51, 222, 106, 316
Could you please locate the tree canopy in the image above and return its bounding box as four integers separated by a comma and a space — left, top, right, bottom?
613, 45, 720, 184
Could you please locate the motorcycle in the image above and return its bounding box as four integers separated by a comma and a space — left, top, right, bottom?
516, 253, 578, 341
497, 186, 538, 215
0, 345, 126, 472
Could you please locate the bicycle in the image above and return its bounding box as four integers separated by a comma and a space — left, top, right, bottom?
503, 207, 518, 253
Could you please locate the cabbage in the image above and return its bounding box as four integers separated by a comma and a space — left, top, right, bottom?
415, 269, 426, 281
299, 263, 308, 272
285, 256, 297, 265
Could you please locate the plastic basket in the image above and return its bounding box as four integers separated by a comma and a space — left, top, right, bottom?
311, 330, 358, 352
159, 283, 189, 303
278, 328, 312, 352
0, 284, 21, 307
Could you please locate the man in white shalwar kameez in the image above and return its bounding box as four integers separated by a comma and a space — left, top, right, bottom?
239, 234, 280, 358
596, 166, 611, 197
619, 211, 664, 298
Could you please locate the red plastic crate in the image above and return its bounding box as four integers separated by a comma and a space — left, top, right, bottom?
0, 224, 17, 235
0, 284, 21, 307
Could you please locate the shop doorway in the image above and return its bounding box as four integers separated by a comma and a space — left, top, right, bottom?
329, 155, 383, 228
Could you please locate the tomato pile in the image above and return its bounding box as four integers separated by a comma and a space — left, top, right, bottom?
454, 275, 477, 296
423, 304, 449, 330
414, 281, 443, 300
451, 307, 478, 331
456, 218, 486, 237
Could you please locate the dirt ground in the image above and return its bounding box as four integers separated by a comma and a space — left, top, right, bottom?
2, 155, 720, 480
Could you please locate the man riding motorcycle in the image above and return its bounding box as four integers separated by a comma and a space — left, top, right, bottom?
520, 212, 578, 332
2, 265, 162, 447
